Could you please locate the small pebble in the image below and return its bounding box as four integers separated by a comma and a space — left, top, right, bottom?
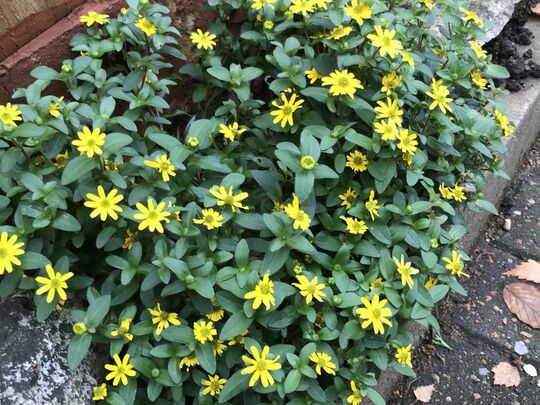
433, 373, 440, 383
445, 396, 452, 403
512, 210, 522, 216
514, 341, 528, 355
524, 364, 537, 377
503, 218, 512, 231
479, 367, 490, 376
528, 199, 535, 204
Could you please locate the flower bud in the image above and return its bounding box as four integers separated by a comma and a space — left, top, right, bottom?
263, 20, 274, 30
331, 295, 342, 306
300, 155, 317, 171
151, 368, 160, 378
61, 63, 73, 73
185, 275, 195, 284
73, 322, 87, 335
186, 136, 199, 148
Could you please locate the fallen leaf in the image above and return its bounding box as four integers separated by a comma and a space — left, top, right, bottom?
414, 384, 434, 403
492, 362, 521, 387
503, 260, 540, 284
479, 367, 490, 376
514, 341, 528, 355
533, 3, 540, 17
503, 283, 540, 329
524, 364, 537, 377
473, 393, 481, 400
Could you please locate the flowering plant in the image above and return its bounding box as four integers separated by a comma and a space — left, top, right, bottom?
0, 0, 511, 403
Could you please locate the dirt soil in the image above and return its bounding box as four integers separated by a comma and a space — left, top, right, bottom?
485, 0, 540, 91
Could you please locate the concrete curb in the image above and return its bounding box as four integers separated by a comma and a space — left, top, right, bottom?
373, 31, 540, 405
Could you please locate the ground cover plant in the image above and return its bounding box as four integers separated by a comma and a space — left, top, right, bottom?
0, 0, 512, 403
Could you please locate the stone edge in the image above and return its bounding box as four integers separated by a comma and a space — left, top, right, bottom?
371, 80, 540, 403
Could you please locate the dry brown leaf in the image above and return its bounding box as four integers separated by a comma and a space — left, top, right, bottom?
492, 362, 521, 387
533, 3, 540, 17
413, 384, 434, 403
503, 283, 540, 329
503, 260, 540, 284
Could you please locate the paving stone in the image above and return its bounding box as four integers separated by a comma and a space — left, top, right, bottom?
0, 294, 97, 405
470, 0, 521, 42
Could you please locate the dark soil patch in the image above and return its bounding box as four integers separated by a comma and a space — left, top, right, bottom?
485, 0, 540, 91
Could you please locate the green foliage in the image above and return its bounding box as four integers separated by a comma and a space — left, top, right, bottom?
0, 0, 512, 403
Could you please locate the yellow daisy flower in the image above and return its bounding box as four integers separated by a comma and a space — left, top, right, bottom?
35, 264, 74, 303
0, 232, 25, 275
289, 0, 316, 15
345, 150, 368, 172
219, 122, 247, 142
251, 0, 277, 10
209, 186, 249, 212
365, 190, 380, 221
144, 154, 176, 182
442, 250, 469, 277
309, 352, 336, 375
327, 24, 353, 40
179, 353, 199, 370
134, 199, 171, 233
426, 79, 453, 114
381, 72, 401, 95
305, 68, 322, 84
347, 380, 363, 405
367, 25, 403, 59
135, 17, 157, 36
393, 255, 419, 289
344, 0, 372, 25
395, 344, 413, 368
292, 274, 326, 303
284, 194, 311, 231
396, 129, 418, 155
193, 208, 224, 230
471, 69, 487, 88
49, 96, 64, 117
206, 307, 225, 322
0, 102, 22, 127
193, 320, 217, 344
244, 273, 275, 310
104, 354, 136, 386
148, 303, 181, 335
190, 29, 217, 50
72, 126, 106, 158
84, 185, 124, 221
80, 11, 109, 26
341, 216, 367, 235
241, 345, 282, 387
374, 120, 398, 141
202, 374, 227, 397
111, 319, 134, 341
321, 69, 364, 99
338, 188, 358, 209
374, 97, 403, 126
355, 293, 393, 334
92, 383, 108, 400
270, 92, 304, 128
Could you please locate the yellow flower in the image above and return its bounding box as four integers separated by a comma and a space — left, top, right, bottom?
148, 303, 181, 335
36, 264, 74, 303
396, 129, 418, 155
355, 293, 393, 334
290, 0, 316, 15
135, 17, 157, 36
84, 186, 124, 221
367, 25, 403, 59
271, 92, 304, 128
424, 277, 438, 289
370, 277, 384, 291
451, 184, 466, 202
92, 383, 108, 401
284, 194, 311, 231
341, 216, 367, 235
219, 122, 246, 142
322, 69, 364, 99
134, 199, 171, 233
120, 7, 128, 14
426, 79, 453, 114
309, 352, 336, 375
460, 8, 483, 27
327, 24, 353, 40
49, 96, 64, 117
104, 159, 120, 171
345, 150, 368, 172
202, 374, 227, 397
438, 183, 453, 200
104, 354, 136, 386
53, 150, 69, 169
251, 0, 276, 10
419, 0, 433, 9
374, 97, 403, 126
305, 68, 322, 84
292, 274, 326, 303
206, 307, 225, 322
180, 353, 199, 370
395, 344, 413, 368
244, 273, 276, 310
338, 188, 358, 209
72, 126, 106, 157
471, 69, 487, 89
374, 120, 398, 141
365, 190, 380, 221
209, 186, 249, 212
73, 322, 87, 335
241, 345, 282, 387
400, 51, 415, 68
193, 208, 224, 230
344, 0, 372, 25
347, 380, 363, 405
393, 255, 419, 289
442, 250, 469, 277
494, 110, 514, 137
228, 329, 249, 346
211, 340, 227, 356
381, 72, 401, 95
193, 320, 217, 344
0, 102, 22, 127
122, 229, 137, 250
80, 11, 109, 26
469, 41, 487, 59
264, 20, 274, 30
0, 232, 25, 275
111, 319, 133, 341
190, 29, 217, 50
312, 0, 333, 10
143, 154, 175, 181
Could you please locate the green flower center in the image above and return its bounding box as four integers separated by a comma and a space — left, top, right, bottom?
371, 308, 381, 319
338, 77, 349, 87
300, 155, 317, 170
283, 106, 292, 115
0, 247, 7, 258
260, 283, 271, 294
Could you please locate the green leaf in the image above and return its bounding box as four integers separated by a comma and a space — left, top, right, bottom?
218, 370, 250, 403
61, 156, 97, 185
207, 66, 231, 82
20, 252, 49, 270
31, 66, 58, 80
67, 333, 92, 369
219, 311, 252, 340
104, 132, 133, 153
485, 64, 510, 79
52, 213, 81, 232
195, 343, 216, 374
284, 370, 301, 393
85, 295, 111, 326
161, 325, 194, 343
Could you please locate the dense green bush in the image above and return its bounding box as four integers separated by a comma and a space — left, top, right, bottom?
0, 0, 512, 403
